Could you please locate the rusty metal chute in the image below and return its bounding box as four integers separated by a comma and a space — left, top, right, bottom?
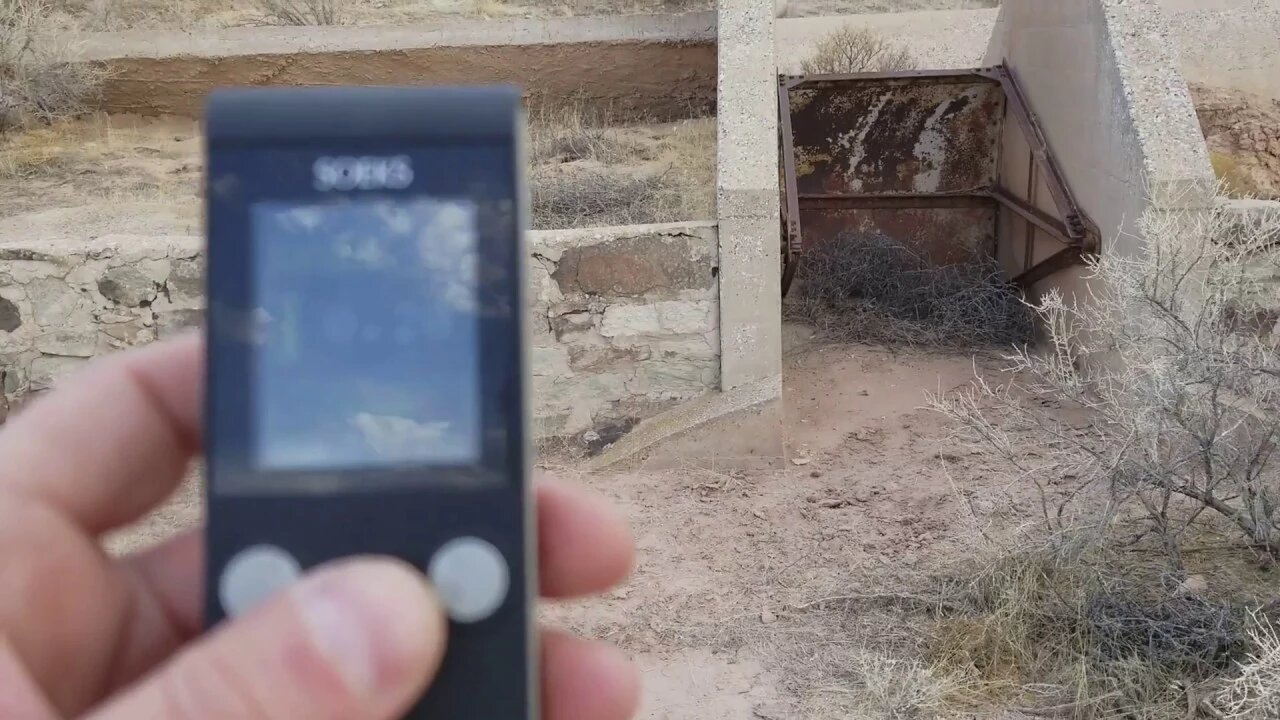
778, 64, 1098, 296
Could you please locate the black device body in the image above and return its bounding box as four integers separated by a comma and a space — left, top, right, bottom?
202, 86, 534, 719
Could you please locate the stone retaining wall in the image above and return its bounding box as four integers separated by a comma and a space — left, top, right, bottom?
0, 224, 721, 435
527, 222, 720, 440
0, 236, 203, 423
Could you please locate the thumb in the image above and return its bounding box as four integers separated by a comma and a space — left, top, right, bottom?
85, 558, 447, 720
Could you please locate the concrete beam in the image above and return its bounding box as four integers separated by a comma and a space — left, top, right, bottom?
716, 0, 783, 395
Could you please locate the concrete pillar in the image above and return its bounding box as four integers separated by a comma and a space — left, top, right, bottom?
716, 0, 783, 396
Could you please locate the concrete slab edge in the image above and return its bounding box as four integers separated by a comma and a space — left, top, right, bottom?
584, 374, 782, 470
80, 11, 718, 61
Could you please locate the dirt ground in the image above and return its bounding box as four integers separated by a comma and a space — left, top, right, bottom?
0, 113, 714, 240
1191, 83, 1280, 200
101, 331, 1068, 719
49, 0, 999, 30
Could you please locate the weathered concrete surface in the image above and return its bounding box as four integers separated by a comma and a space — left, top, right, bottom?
985, 0, 1216, 292
1160, 0, 1280, 101
717, 0, 783, 392
84, 13, 717, 120
711, 0, 785, 463
587, 376, 784, 471
0, 224, 721, 436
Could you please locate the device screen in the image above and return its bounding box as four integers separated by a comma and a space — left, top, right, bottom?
250, 196, 483, 471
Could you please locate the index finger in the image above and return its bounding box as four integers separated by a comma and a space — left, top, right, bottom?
0, 334, 202, 534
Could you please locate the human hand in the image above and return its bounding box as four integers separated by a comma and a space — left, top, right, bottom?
0, 335, 639, 719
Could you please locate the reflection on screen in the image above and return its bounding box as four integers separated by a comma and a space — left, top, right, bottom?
251, 197, 482, 470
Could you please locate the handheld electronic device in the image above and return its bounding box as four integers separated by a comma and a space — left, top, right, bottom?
202, 85, 534, 719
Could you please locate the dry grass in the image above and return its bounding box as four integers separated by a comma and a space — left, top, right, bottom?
1216, 611, 1280, 719
46, 0, 713, 30
2, 117, 122, 177
253, 0, 348, 25
529, 108, 714, 229
783, 232, 1034, 348
917, 535, 1265, 719
0, 0, 106, 132
800, 26, 918, 75
715, 599, 974, 720
0, 115, 198, 219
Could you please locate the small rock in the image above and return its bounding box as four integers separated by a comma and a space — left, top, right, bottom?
809, 470, 822, 478
760, 609, 777, 624
806, 495, 819, 503
753, 703, 788, 720
820, 499, 849, 509
858, 389, 870, 396
97, 266, 157, 307
582, 430, 600, 443
791, 457, 811, 466
751, 508, 766, 520
1176, 574, 1209, 596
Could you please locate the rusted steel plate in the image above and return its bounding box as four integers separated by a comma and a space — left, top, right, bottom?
786, 76, 1005, 197
798, 206, 996, 266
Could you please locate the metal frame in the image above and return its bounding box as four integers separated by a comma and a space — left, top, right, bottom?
778, 63, 1099, 294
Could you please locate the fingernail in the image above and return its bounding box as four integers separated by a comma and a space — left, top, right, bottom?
292, 560, 439, 698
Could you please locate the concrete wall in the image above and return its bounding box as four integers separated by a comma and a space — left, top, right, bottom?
0, 224, 722, 433
984, 0, 1216, 293
83, 13, 718, 120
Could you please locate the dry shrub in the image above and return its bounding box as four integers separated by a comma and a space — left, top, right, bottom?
724, 600, 973, 720
253, 0, 348, 25
1216, 612, 1280, 719
529, 105, 648, 165
528, 109, 713, 229
834, 653, 958, 719
0, 0, 105, 132
532, 169, 683, 229
925, 537, 1259, 718
783, 233, 1034, 348
932, 200, 1280, 564
925, 197, 1280, 716
0, 121, 71, 176
800, 26, 917, 75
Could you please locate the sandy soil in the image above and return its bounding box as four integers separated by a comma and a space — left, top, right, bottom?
101, 333, 1059, 719
786, 0, 996, 18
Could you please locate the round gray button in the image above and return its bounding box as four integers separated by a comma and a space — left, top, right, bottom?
427, 537, 510, 623
218, 544, 303, 618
